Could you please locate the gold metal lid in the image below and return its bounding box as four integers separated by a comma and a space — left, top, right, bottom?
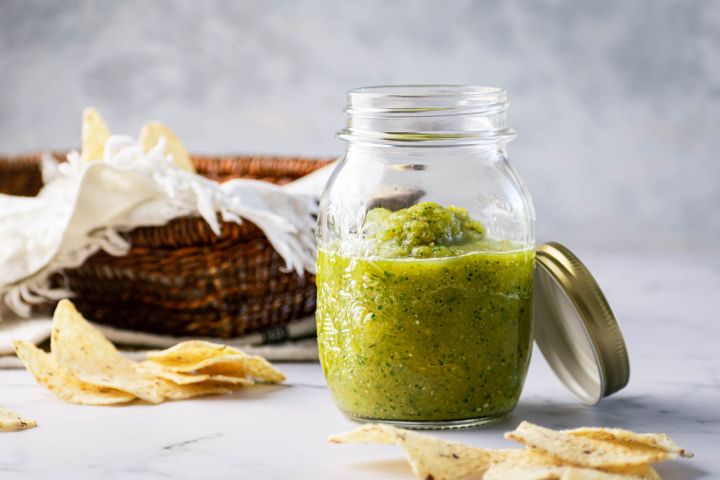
534, 242, 630, 405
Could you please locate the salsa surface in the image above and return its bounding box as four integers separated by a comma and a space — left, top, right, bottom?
317, 202, 534, 422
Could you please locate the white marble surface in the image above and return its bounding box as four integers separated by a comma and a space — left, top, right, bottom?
0, 252, 718, 479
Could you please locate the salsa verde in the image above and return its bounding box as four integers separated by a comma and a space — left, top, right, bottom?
317, 202, 534, 422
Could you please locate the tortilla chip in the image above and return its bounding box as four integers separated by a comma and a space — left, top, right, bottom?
484, 463, 656, 480
137, 361, 211, 385
505, 422, 685, 469
14, 301, 281, 405
81, 107, 111, 163
147, 341, 285, 383
154, 379, 235, 400
202, 375, 254, 386
330, 424, 677, 480
50, 300, 164, 403
146, 340, 236, 368
137, 361, 254, 386
139, 122, 195, 172
156, 353, 248, 373
13, 340, 134, 405
568, 427, 693, 459
329, 424, 498, 480
197, 355, 285, 384
485, 449, 659, 479
240, 355, 286, 383
599, 465, 660, 480
0, 405, 37, 432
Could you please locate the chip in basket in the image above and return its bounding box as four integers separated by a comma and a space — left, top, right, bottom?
13, 299, 284, 405
80, 106, 111, 163
80, 107, 195, 172
139, 121, 195, 172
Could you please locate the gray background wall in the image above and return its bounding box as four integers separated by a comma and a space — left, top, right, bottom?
1, 0, 718, 252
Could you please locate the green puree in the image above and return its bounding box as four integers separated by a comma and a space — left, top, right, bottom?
317, 202, 534, 422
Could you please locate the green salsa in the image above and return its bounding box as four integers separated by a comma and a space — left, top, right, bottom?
317, 202, 534, 423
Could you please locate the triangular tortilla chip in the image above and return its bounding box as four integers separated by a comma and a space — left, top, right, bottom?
140, 121, 195, 172
14, 340, 135, 405
81, 107, 111, 163
50, 300, 165, 403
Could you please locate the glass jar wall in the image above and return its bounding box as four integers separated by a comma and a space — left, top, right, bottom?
317, 85, 535, 428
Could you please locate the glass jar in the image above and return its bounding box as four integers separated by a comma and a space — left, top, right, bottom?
316, 85, 535, 428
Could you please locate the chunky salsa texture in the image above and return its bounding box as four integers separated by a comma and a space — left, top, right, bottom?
362, 202, 486, 258
317, 202, 534, 422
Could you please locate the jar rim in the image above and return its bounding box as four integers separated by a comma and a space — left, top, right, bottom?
346, 85, 508, 115
341, 84, 515, 146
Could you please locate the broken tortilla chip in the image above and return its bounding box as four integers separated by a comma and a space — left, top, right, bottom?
0, 405, 38, 432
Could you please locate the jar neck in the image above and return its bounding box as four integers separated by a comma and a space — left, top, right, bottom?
338, 85, 516, 147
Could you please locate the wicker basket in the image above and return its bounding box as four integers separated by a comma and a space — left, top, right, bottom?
0, 152, 333, 338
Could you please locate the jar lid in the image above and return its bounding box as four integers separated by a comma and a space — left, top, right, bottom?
534, 242, 630, 405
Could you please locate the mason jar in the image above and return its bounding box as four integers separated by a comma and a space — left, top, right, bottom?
316, 85, 536, 428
